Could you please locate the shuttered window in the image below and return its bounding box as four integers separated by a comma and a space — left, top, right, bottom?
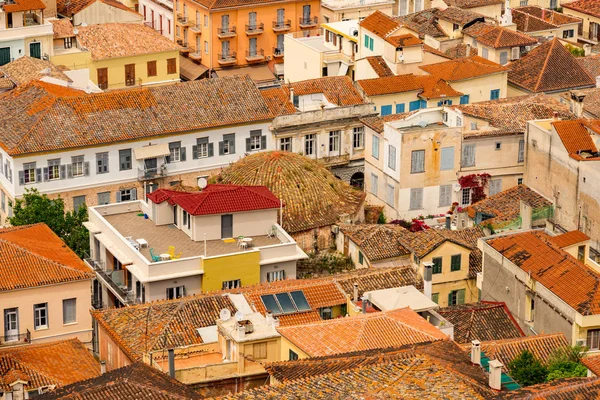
489, 179, 502, 196
372, 136, 380, 159
432, 257, 442, 274
147, 60, 157, 77
97, 68, 108, 90
388, 145, 397, 170
518, 139, 525, 163
440, 147, 454, 171
370, 173, 378, 196
167, 58, 177, 74
411, 150, 425, 173
439, 184, 452, 207
451, 254, 461, 271
62, 298, 76, 324
462, 144, 476, 167
125, 64, 135, 86
386, 184, 394, 206
410, 188, 423, 210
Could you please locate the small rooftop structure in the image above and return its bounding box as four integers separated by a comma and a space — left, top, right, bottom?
218, 312, 279, 343
364, 286, 439, 312
463, 22, 537, 49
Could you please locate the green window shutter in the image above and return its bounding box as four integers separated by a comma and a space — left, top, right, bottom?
457, 289, 465, 305
451, 254, 462, 271
448, 292, 453, 306
432, 257, 442, 274
364, 34, 368, 48
431, 293, 439, 304
358, 251, 364, 265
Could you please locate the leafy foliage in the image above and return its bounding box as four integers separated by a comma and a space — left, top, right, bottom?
9, 188, 90, 258
566, 44, 585, 57
508, 350, 548, 386
458, 173, 491, 204
377, 212, 386, 224
508, 346, 588, 386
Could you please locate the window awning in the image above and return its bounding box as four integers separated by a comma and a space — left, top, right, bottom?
134, 143, 170, 160
94, 233, 133, 265
179, 55, 208, 81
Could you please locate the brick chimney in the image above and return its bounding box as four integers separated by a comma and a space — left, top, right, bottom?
471, 340, 481, 365
488, 360, 504, 390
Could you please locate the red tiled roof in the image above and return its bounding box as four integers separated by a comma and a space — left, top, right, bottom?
463, 22, 537, 48
386, 33, 422, 47
563, 0, 600, 19
359, 111, 419, 133
359, 10, 399, 39
57, 0, 139, 16
420, 55, 508, 81
418, 75, 463, 99
552, 119, 599, 159
508, 39, 595, 93
549, 230, 590, 248
493, 376, 600, 399
2, 0, 45, 12
396, 9, 447, 39
277, 311, 323, 327
340, 224, 411, 261
434, 6, 485, 25
424, 44, 453, 59
583, 354, 600, 376
357, 73, 423, 96
442, 0, 503, 7
148, 184, 281, 216
366, 56, 395, 77
278, 308, 448, 357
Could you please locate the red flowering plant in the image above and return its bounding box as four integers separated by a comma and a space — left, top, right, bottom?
410, 218, 430, 232
458, 173, 491, 205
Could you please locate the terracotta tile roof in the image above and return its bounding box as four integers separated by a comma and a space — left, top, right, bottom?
437, 301, 524, 343
366, 56, 395, 77
37, 362, 201, 400
57, 0, 138, 15
466, 184, 552, 228
191, 0, 305, 11
91, 294, 237, 361
277, 308, 448, 357
228, 340, 494, 399
445, 43, 479, 59
442, 0, 503, 7
493, 376, 600, 399
357, 73, 423, 96
508, 39, 595, 93
577, 54, 600, 79
0, 224, 93, 292
333, 266, 423, 298
359, 111, 419, 133
2, 0, 45, 12
418, 75, 464, 99
420, 55, 508, 81
0, 76, 275, 156
359, 10, 400, 38
0, 339, 100, 392
396, 9, 447, 38
386, 33, 422, 47
424, 43, 454, 59
260, 87, 296, 116
339, 224, 412, 261
216, 151, 365, 233
487, 230, 600, 315
462, 333, 569, 371
403, 226, 480, 258
276, 310, 323, 327
76, 23, 178, 60
563, 0, 600, 19
578, 89, 600, 118
548, 230, 590, 248
455, 94, 573, 137
463, 22, 537, 48
148, 184, 281, 216
513, 6, 581, 33
434, 6, 485, 25
552, 119, 600, 159
0, 57, 71, 87
583, 354, 600, 376
50, 18, 75, 39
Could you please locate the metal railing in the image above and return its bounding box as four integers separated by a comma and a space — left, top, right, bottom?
272, 19, 291, 31
85, 257, 137, 306
299, 16, 318, 27
217, 25, 237, 36
246, 48, 264, 59
177, 13, 189, 24
218, 52, 237, 62
190, 22, 202, 32
245, 22, 264, 34
273, 47, 284, 57
0, 329, 31, 346
138, 165, 167, 180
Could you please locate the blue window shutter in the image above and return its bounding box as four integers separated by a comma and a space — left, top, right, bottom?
437, 100, 443, 107
364, 34, 368, 48
447, 100, 453, 105
369, 37, 374, 51
420, 100, 427, 109
490, 89, 500, 100
396, 103, 405, 113
460, 95, 469, 104
440, 147, 454, 171
381, 105, 392, 116
409, 100, 420, 111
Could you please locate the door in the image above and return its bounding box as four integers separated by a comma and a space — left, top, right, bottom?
222, 40, 230, 57
173, 205, 178, 226
221, 214, 233, 238
97, 68, 108, 90
125, 64, 135, 86
249, 38, 257, 56
144, 157, 157, 173
222, 14, 229, 31
0, 47, 10, 66
4, 308, 18, 342
277, 8, 284, 25
249, 11, 257, 29
29, 42, 41, 59
302, 5, 310, 22
277, 34, 284, 52
196, 35, 201, 52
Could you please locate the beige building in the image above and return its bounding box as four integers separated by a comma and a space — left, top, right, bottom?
562, 0, 600, 44
512, 6, 582, 42
431, 0, 504, 22
0, 224, 94, 348
57, 0, 143, 25
320, 0, 394, 23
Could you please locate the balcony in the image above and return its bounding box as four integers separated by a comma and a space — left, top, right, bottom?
177, 13, 190, 26
217, 26, 237, 39
272, 19, 291, 32
273, 47, 284, 58
0, 330, 31, 347
188, 47, 202, 61
245, 22, 264, 36
246, 49, 265, 63
323, 51, 354, 65
138, 165, 167, 181
218, 52, 237, 66
144, 21, 162, 34
85, 258, 137, 306
190, 23, 202, 33
177, 40, 190, 54
299, 16, 318, 29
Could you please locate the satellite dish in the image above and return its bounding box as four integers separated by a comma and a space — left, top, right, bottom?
197, 177, 208, 189
220, 309, 231, 321
234, 311, 244, 322
349, 27, 358, 37
73, 28, 78, 35
453, 183, 462, 192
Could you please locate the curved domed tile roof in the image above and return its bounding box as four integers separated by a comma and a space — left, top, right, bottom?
216, 151, 365, 233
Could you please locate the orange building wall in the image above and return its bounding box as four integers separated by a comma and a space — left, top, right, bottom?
97, 324, 133, 371
175, 0, 320, 69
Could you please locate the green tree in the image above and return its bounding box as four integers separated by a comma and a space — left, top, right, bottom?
9, 188, 89, 258
508, 350, 548, 386
545, 344, 588, 382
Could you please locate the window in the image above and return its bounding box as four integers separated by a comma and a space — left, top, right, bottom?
490, 89, 500, 100
370, 173, 378, 196
364, 34, 373, 50
204, 40, 208, 53
222, 279, 241, 290
431, 293, 439, 304
280, 137, 292, 152
517, 178, 523, 185
253, 343, 267, 359
192, 137, 210, 159
71, 156, 85, 177
119, 149, 132, 170
519, 0, 527, 5
489, 180, 502, 196
22, 162, 37, 184
358, 251, 364, 265
482, 47, 488, 59
204, 15, 208, 26
411, 150, 425, 173
381, 105, 392, 116
437, 99, 452, 106
439, 184, 452, 207
98, 191, 110, 205
34, 303, 48, 330
125, 64, 135, 86
440, 147, 454, 171
588, 329, 600, 350
518, 139, 524, 163
167, 58, 177, 74
461, 188, 471, 205
117, 188, 137, 202
410, 188, 423, 210
471, 122, 478, 130
47, 158, 61, 180
247, 130, 264, 151
448, 289, 465, 305
456, 116, 462, 127
147, 60, 157, 77
64, 37, 72, 49
319, 307, 332, 319
329, 131, 340, 152
563, 29, 574, 38
166, 286, 186, 299
495, 142, 502, 150
62, 298, 76, 324
1, 191, 5, 212
409, 99, 426, 111
395, 103, 405, 113
305, 134, 315, 156
267, 270, 286, 282
432, 257, 442, 274
168, 141, 184, 163
372, 135, 380, 159
450, 254, 461, 271
289, 349, 299, 360
353, 127, 364, 149
462, 144, 476, 167
96, 152, 108, 174
97, 68, 108, 90
577, 244, 586, 261
219, 134, 235, 155
460, 95, 469, 104
499, 51, 508, 65
453, 23, 459, 31
73, 195, 86, 211
388, 145, 397, 170
182, 209, 190, 229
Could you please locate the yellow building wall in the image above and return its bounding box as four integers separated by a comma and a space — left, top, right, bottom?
241, 338, 281, 369
24, 35, 54, 59
368, 91, 421, 115
562, 8, 600, 40
201, 251, 261, 292
470, 4, 502, 21
280, 336, 310, 360
450, 72, 507, 103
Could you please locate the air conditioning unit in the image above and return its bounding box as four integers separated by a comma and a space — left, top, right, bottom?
575, 338, 587, 347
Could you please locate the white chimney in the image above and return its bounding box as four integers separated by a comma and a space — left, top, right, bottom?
471, 340, 481, 365
488, 359, 504, 390
266, 312, 274, 327
353, 282, 359, 302
10, 382, 25, 400
237, 324, 245, 337
422, 261, 433, 300
100, 360, 106, 374
465, 44, 471, 57
168, 349, 175, 378
289, 87, 294, 104
596, 76, 600, 89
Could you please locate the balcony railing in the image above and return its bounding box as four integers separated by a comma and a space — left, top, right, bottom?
177, 13, 189, 26
85, 257, 137, 306
189, 47, 202, 60
190, 22, 202, 33
218, 52, 237, 65
299, 16, 318, 28
144, 21, 163, 34
245, 22, 264, 35
272, 19, 291, 32
217, 25, 237, 38
0, 329, 31, 347
138, 165, 167, 181
246, 48, 265, 62
273, 47, 284, 58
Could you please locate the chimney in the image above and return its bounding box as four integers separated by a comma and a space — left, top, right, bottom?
353, 282, 359, 302
445, 214, 451, 229
100, 360, 106, 374
237, 323, 245, 337
520, 200, 532, 230
541, 8, 546, 20
266, 311, 274, 327
289, 87, 294, 104
168, 349, 175, 378
361, 295, 368, 314
471, 340, 481, 365
10, 382, 25, 400
596, 76, 600, 89
553, 111, 559, 120
488, 360, 504, 390
422, 262, 433, 300
465, 44, 471, 57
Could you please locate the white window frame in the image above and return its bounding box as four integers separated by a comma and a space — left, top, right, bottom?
34, 303, 48, 330
198, 141, 208, 158
388, 145, 397, 170
280, 137, 292, 152
48, 159, 60, 180
23, 162, 36, 184
166, 285, 185, 300
72, 156, 84, 177
170, 145, 181, 162
353, 127, 364, 149
62, 298, 76, 325
329, 131, 340, 153
222, 279, 241, 289
266, 270, 286, 282
250, 134, 261, 151
305, 134, 315, 155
